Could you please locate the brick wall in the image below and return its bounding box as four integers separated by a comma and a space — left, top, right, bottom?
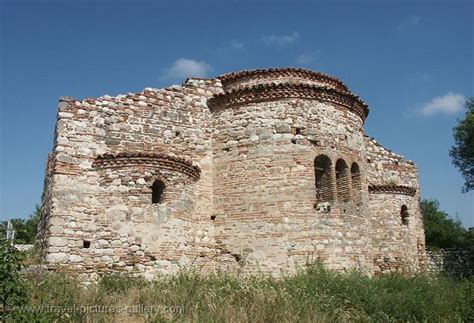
39, 68, 426, 280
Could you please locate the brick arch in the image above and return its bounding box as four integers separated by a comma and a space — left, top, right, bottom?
147, 172, 173, 205
335, 159, 351, 202
314, 154, 334, 203
350, 162, 362, 204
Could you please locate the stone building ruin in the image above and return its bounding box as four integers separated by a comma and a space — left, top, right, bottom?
39, 68, 426, 280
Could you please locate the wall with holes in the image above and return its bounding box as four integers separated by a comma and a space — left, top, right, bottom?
364, 135, 425, 274
211, 98, 373, 274
369, 193, 424, 275
38, 79, 226, 280
39, 68, 426, 280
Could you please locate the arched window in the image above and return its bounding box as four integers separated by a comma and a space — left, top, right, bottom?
335, 159, 351, 202
314, 155, 334, 203
151, 180, 165, 204
350, 162, 362, 204
400, 205, 409, 225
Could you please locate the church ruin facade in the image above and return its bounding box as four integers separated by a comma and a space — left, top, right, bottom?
39, 68, 426, 280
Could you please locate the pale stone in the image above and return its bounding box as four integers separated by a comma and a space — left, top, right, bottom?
48, 237, 67, 247
39, 68, 426, 281
69, 255, 83, 262
46, 253, 69, 263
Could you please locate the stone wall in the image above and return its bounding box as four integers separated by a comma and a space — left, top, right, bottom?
211, 97, 372, 275
426, 248, 473, 277
39, 68, 426, 280
38, 79, 227, 280
364, 136, 425, 274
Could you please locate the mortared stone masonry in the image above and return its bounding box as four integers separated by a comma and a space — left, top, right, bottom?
38, 68, 426, 281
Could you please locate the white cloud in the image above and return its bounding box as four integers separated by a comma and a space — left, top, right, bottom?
296, 50, 322, 65
263, 32, 300, 46
397, 15, 422, 31
217, 40, 245, 54
418, 92, 465, 116
162, 58, 212, 80
229, 40, 245, 50
409, 16, 421, 24
408, 71, 431, 83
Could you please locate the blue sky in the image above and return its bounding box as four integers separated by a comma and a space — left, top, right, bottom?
1, 0, 473, 227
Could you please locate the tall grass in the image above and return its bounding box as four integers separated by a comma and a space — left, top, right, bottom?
6, 265, 473, 322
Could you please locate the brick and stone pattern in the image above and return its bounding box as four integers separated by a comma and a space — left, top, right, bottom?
426, 248, 473, 277
39, 68, 426, 280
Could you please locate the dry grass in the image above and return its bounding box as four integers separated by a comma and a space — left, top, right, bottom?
4, 265, 473, 322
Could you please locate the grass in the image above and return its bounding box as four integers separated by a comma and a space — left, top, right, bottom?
4, 265, 473, 322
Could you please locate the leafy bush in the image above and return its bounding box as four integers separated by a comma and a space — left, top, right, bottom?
0, 239, 28, 321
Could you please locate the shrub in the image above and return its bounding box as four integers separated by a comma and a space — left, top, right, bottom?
0, 239, 28, 321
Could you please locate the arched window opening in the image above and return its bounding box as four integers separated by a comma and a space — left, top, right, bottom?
314, 155, 334, 203
401, 205, 409, 225
351, 162, 362, 204
151, 180, 165, 204
335, 159, 351, 202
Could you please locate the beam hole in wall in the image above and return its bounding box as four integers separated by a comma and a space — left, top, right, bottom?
232, 253, 242, 262
83, 240, 91, 248
152, 179, 166, 204
401, 205, 409, 225
291, 126, 303, 135
308, 137, 318, 146
210, 215, 216, 221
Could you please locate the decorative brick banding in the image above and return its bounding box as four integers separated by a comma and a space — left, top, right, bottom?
218, 67, 349, 91
94, 152, 201, 180
209, 82, 369, 120
368, 185, 417, 197
39, 67, 426, 281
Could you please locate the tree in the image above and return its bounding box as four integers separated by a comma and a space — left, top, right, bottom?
450, 97, 474, 192
421, 199, 471, 249
0, 205, 41, 244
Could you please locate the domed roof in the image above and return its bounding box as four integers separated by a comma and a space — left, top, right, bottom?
217, 67, 349, 92
210, 67, 369, 121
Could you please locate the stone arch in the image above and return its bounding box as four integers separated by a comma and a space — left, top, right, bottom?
335, 159, 351, 202
400, 205, 409, 225
314, 155, 334, 203
350, 162, 362, 204
151, 179, 166, 204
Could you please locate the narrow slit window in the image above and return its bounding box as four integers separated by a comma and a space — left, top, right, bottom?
401, 205, 409, 225
152, 180, 165, 204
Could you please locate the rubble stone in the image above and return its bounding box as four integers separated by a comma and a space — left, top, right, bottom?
38, 68, 426, 279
